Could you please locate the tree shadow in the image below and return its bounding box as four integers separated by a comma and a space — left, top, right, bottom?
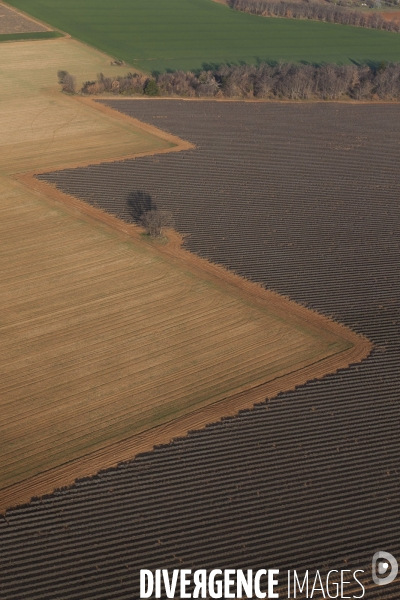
349, 58, 380, 69
126, 190, 157, 223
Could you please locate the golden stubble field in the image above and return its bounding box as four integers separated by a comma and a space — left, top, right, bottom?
0, 36, 372, 512
0, 37, 176, 175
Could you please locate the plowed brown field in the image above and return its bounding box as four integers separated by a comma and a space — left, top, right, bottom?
0, 39, 370, 511
378, 10, 400, 21
0, 38, 172, 176
0, 173, 369, 511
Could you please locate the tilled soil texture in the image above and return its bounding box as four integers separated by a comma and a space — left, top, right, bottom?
3, 168, 357, 508
0, 3, 48, 33
0, 40, 173, 177
1, 101, 398, 598
1, 39, 360, 514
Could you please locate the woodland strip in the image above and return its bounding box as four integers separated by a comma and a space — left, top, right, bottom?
228, 0, 400, 32
75, 62, 400, 101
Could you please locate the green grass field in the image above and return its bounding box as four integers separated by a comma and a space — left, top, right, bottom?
0, 31, 62, 42
5, 0, 400, 71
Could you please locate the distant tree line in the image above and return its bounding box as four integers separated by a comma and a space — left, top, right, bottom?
69, 62, 400, 100
228, 0, 400, 31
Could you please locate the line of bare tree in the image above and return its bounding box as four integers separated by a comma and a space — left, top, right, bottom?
228, 0, 400, 31
73, 62, 400, 100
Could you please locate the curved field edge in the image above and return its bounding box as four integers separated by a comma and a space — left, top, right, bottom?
4, 0, 400, 71
0, 167, 372, 513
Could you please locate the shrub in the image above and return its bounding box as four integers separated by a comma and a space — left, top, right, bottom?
144, 79, 160, 96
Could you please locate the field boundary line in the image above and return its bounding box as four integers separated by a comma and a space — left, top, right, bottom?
11, 170, 373, 348
3, 97, 371, 513
95, 96, 400, 105
0, 332, 371, 514
9, 97, 194, 176
5, 170, 372, 514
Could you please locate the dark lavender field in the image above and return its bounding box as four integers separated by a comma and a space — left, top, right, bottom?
1, 101, 399, 599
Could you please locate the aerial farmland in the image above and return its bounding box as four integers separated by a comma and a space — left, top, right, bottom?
5, 0, 400, 68
0, 0, 399, 599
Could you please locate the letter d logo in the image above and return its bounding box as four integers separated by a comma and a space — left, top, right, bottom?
372, 551, 398, 586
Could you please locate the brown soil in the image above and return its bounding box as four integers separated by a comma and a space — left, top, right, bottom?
0, 330, 368, 513
0, 168, 372, 513
377, 9, 400, 21
0, 2, 49, 34
50, 96, 195, 170
16, 172, 372, 346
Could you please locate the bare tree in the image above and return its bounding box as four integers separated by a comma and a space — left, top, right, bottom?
57, 70, 76, 94
140, 209, 172, 237
375, 63, 400, 99
57, 70, 68, 84
158, 71, 198, 97
126, 190, 172, 237
253, 63, 274, 97
275, 63, 315, 99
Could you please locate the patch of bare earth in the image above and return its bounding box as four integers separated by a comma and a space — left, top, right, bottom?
377, 9, 400, 21
0, 2, 49, 34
